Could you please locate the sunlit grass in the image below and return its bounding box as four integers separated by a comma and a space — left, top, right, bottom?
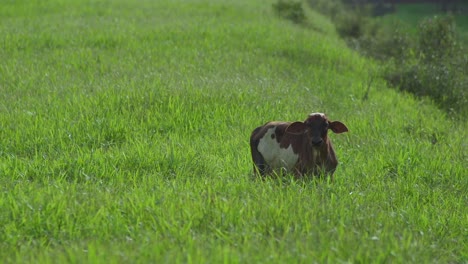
0, 0, 466, 263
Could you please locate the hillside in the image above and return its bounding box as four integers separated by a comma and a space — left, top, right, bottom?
0, 0, 466, 263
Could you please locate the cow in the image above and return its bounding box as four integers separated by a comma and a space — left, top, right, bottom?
249, 113, 348, 181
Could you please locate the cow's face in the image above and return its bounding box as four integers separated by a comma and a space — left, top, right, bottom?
304, 113, 330, 147
285, 113, 348, 147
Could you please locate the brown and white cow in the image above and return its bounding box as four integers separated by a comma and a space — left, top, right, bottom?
249, 113, 348, 180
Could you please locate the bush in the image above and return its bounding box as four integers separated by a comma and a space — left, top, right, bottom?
418, 16, 457, 62
338, 11, 467, 117
371, 21, 413, 60
307, 0, 373, 39
283, 1, 467, 117
335, 10, 367, 38
308, 0, 345, 19
387, 16, 467, 117
273, 0, 306, 24
336, 5, 376, 39
387, 60, 467, 116
347, 19, 413, 61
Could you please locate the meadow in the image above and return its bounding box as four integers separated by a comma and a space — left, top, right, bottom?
0, 0, 467, 263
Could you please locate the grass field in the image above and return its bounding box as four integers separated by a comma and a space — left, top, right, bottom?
1, 0, 467, 263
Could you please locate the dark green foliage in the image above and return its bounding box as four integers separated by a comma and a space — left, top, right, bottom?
353, 20, 413, 61
308, 0, 374, 39
335, 10, 367, 38
273, 0, 306, 24
308, 0, 345, 19
418, 16, 457, 62
386, 16, 467, 117
304, 0, 467, 117
336, 5, 377, 39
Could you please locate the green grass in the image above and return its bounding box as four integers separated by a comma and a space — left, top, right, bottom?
1, 0, 467, 263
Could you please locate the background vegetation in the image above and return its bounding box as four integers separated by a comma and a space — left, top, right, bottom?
306, 0, 468, 117
1, 0, 467, 263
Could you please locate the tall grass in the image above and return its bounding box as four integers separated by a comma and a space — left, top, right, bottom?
0, 0, 467, 263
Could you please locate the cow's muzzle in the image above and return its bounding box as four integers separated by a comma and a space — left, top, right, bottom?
312, 139, 323, 146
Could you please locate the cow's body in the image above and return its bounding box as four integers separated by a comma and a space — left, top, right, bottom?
250, 113, 348, 180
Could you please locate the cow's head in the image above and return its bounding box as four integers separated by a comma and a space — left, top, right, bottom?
285, 113, 348, 147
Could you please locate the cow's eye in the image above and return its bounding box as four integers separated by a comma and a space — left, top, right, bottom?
322, 123, 329, 131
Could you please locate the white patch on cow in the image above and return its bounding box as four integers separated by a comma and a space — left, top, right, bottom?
257, 127, 299, 171
309, 112, 325, 117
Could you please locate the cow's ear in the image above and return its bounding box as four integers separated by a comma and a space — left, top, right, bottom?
286, 122, 308, 135
329, 121, 348, 134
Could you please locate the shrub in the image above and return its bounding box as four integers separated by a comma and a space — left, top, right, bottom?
335, 10, 366, 38
389, 16, 467, 117
284, 1, 467, 117
336, 5, 375, 39
273, 0, 306, 24
340, 11, 466, 117
372, 21, 414, 60
307, 0, 373, 39
418, 16, 457, 62
307, 0, 345, 19
347, 19, 414, 61
387, 59, 467, 117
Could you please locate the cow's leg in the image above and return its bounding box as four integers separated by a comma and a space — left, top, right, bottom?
251, 148, 268, 176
